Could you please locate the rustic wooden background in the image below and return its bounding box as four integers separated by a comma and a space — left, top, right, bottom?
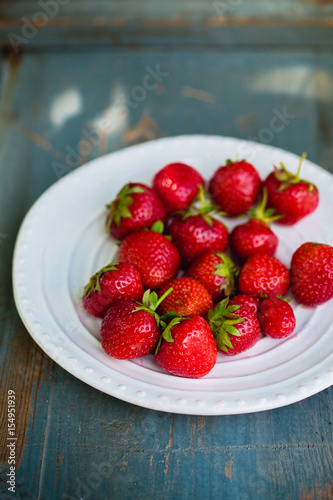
0, 1, 332, 499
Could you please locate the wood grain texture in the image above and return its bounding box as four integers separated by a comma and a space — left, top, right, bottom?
1, 0, 333, 47
0, 33, 332, 500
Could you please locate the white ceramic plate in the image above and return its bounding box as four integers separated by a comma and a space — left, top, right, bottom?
13, 135, 333, 415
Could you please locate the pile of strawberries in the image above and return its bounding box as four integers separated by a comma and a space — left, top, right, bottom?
82, 156, 333, 379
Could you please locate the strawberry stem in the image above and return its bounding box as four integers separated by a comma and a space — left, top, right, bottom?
295, 152, 307, 181
155, 287, 174, 309
182, 184, 225, 224
275, 153, 313, 192
249, 187, 284, 224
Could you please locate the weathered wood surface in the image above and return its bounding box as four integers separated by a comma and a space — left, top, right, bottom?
1, 0, 333, 48
0, 4, 333, 498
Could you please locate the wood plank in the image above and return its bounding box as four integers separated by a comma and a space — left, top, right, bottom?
1, 0, 333, 47
0, 49, 331, 179
2, 0, 333, 21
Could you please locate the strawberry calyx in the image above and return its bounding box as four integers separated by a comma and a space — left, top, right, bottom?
154, 314, 188, 354
273, 153, 314, 192
134, 287, 187, 355
83, 263, 119, 297
207, 297, 246, 352
105, 183, 145, 232
133, 288, 179, 333
213, 252, 239, 296
248, 187, 284, 225
182, 184, 225, 226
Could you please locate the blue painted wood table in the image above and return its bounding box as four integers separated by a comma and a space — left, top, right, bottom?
0, 2, 332, 499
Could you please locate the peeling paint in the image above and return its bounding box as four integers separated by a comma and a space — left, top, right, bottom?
122, 112, 160, 146
224, 454, 235, 482
299, 479, 333, 499
235, 111, 258, 134
181, 86, 216, 104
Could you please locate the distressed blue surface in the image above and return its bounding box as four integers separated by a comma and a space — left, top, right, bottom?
0, 4, 333, 499
1, 0, 333, 48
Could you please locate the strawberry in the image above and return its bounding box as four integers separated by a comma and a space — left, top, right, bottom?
100, 289, 172, 359
258, 297, 296, 338
208, 297, 260, 355
290, 242, 333, 306
153, 162, 205, 213
169, 186, 228, 267
157, 277, 213, 317
229, 294, 259, 314
83, 262, 143, 318
229, 187, 281, 262
186, 251, 238, 302
238, 254, 290, 298
106, 182, 167, 240
263, 153, 319, 225
118, 225, 180, 290
208, 159, 261, 216
154, 315, 217, 378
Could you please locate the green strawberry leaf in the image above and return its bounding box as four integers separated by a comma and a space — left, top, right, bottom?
127, 186, 146, 195
225, 305, 241, 314
148, 291, 158, 310
162, 326, 174, 343
223, 324, 242, 336
141, 289, 151, 308
150, 220, 164, 234
207, 297, 248, 352
160, 311, 179, 322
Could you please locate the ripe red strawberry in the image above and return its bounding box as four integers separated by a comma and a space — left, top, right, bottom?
238, 254, 290, 298
258, 297, 296, 338
230, 188, 281, 262
229, 294, 259, 314
186, 251, 238, 302
155, 315, 217, 378
83, 262, 143, 318
231, 220, 278, 262
100, 289, 172, 359
157, 277, 213, 317
118, 227, 180, 289
169, 186, 228, 267
209, 159, 261, 216
153, 162, 205, 213
263, 153, 319, 225
106, 182, 167, 240
170, 215, 228, 268
290, 242, 333, 306
208, 297, 261, 355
